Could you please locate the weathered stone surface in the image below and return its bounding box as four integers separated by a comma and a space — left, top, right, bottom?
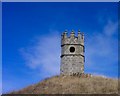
60, 30, 85, 75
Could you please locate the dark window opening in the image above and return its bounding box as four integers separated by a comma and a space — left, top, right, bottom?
70, 47, 75, 52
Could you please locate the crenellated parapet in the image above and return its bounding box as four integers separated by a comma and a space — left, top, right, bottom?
61, 30, 84, 46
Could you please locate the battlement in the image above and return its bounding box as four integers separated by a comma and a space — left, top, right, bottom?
61, 30, 84, 46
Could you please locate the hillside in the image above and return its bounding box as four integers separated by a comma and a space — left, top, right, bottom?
11, 75, 118, 94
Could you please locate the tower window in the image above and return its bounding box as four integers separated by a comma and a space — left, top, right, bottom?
70, 47, 75, 52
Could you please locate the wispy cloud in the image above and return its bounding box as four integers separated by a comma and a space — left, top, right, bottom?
85, 19, 118, 77
103, 20, 118, 36
20, 31, 61, 78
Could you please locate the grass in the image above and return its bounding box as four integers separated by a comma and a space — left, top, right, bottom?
10, 75, 118, 94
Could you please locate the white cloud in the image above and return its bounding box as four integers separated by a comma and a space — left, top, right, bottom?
103, 20, 118, 36
20, 31, 61, 78
85, 19, 118, 74
91, 72, 108, 78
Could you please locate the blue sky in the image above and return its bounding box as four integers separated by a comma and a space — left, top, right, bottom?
2, 2, 118, 93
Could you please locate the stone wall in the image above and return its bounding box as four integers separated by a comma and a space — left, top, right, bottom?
60, 30, 85, 75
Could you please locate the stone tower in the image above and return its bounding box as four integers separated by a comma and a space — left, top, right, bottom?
60, 30, 85, 75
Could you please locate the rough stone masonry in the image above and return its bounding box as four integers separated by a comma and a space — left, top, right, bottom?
60, 30, 85, 75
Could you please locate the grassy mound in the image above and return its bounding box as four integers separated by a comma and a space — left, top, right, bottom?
11, 75, 118, 94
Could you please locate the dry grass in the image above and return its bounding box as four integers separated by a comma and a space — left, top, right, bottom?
10, 75, 118, 94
